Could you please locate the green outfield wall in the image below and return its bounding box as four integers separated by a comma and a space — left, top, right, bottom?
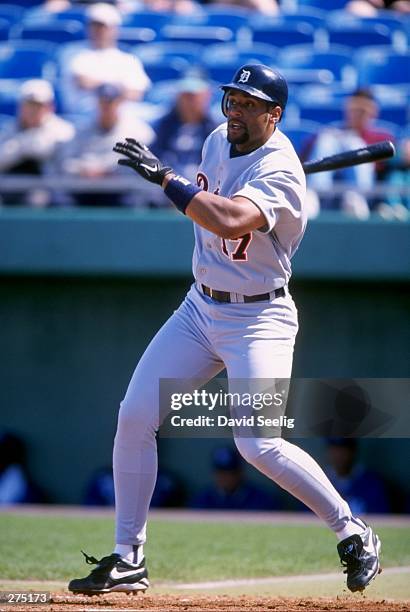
0, 209, 409, 279
0, 210, 409, 505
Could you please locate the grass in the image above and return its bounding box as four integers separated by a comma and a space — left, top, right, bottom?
0, 513, 409, 583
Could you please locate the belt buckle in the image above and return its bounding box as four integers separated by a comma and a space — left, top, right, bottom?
209, 287, 214, 299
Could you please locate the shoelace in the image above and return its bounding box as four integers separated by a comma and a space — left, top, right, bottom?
81, 551, 119, 573
340, 542, 362, 574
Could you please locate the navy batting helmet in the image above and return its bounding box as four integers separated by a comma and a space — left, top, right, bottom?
221, 64, 288, 117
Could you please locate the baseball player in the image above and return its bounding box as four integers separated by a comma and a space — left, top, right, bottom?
68, 65, 381, 596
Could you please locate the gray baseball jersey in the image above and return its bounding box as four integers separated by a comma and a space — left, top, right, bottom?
193, 123, 307, 295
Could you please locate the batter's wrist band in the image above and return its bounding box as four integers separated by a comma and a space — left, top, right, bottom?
164, 175, 201, 214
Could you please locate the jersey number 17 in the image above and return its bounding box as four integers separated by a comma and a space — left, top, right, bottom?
221, 234, 252, 262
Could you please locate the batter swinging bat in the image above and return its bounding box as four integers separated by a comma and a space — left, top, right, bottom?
302, 140, 395, 175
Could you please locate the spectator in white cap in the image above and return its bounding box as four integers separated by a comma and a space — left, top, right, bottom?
62, 2, 151, 114
0, 79, 74, 206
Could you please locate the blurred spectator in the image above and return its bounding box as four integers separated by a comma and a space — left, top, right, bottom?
347, 0, 410, 15
305, 89, 395, 218
150, 469, 185, 507
84, 466, 184, 506
152, 73, 217, 185
84, 466, 115, 505
324, 438, 390, 514
39, 0, 73, 11
190, 445, 279, 510
378, 129, 410, 220
202, 0, 279, 14
57, 83, 154, 206
142, 0, 200, 13
0, 431, 46, 504
0, 80, 74, 207
63, 3, 151, 114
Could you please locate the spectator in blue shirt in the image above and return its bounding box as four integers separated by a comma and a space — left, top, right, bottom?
325, 438, 390, 515
151, 73, 217, 185
0, 431, 46, 504
190, 445, 279, 511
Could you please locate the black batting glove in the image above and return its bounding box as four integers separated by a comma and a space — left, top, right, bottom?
113, 138, 173, 186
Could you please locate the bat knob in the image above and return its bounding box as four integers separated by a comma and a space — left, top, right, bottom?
386, 141, 396, 158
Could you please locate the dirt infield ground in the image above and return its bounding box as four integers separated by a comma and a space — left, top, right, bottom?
2, 593, 410, 612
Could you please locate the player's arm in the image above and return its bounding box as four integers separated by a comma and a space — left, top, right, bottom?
113, 139, 265, 238
164, 173, 265, 238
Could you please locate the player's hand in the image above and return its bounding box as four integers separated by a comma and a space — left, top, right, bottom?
113, 139, 173, 185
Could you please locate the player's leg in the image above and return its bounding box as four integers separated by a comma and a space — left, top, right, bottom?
215, 293, 380, 591
69, 289, 223, 594
113, 295, 222, 550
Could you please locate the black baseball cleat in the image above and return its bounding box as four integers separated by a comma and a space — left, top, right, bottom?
337, 525, 381, 592
68, 551, 149, 595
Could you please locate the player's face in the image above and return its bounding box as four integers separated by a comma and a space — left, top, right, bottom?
226, 90, 281, 152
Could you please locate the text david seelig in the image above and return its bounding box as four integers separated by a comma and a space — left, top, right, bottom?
170, 415, 295, 428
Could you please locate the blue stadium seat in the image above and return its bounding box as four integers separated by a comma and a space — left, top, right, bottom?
356, 48, 410, 87
167, 7, 252, 39
326, 9, 408, 51
280, 67, 336, 86
143, 62, 187, 83
49, 9, 88, 24
298, 99, 345, 124
0, 112, 13, 128
4, 0, 43, 6
297, 0, 348, 9
282, 121, 320, 156
118, 27, 156, 46
203, 43, 279, 84
296, 83, 347, 101
327, 23, 394, 49
378, 103, 408, 128
0, 41, 57, 80
159, 25, 234, 46
280, 7, 326, 28
203, 5, 252, 19
23, 8, 88, 24
251, 22, 315, 47
298, 82, 408, 127
199, 8, 251, 32
0, 19, 10, 41
205, 64, 241, 85
128, 8, 251, 31
278, 44, 356, 88
0, 5, 24, 27
122, 11, 172, 30
144, 79, 180, 105
326, 9, 407, 31
372, 85, 409, 127
10, 20, 85, 44
203, 42, 277, 66
0, 88, 18, 115
133, 41, 203, 65
402, 19, 410, 50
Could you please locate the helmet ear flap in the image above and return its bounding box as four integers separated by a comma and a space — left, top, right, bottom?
221, 91, 229, 118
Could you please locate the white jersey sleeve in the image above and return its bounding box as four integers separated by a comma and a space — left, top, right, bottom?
233, 149, 306, 252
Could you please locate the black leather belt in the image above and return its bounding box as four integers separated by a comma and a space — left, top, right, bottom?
201, 284, 285, 303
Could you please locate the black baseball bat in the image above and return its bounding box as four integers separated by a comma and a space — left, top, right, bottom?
302, 140, 395, 175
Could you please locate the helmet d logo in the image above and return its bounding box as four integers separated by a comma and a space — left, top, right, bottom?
221, 64, 288, 118
238, 70, 251, 84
